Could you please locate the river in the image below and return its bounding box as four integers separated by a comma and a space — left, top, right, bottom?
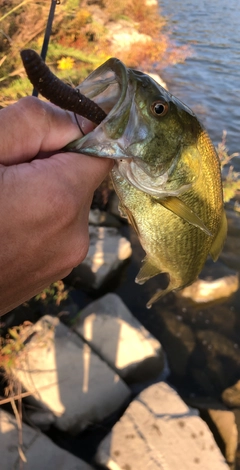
158, 0, 240, 160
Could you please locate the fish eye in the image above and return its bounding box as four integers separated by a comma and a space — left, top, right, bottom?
151, 101, 168, 117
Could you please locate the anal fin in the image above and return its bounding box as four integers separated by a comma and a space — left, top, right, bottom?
146, 276, 182, 309
135, 256, 161, 285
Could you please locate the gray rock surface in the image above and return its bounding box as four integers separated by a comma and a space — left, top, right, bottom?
74, 293, 164, 384
67, 226, 132, 289
96, 382, 228, 470
0, 408, 93, 470
10, 316, 131, 434
24, 409, 55, 431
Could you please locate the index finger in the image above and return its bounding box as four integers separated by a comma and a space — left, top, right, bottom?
0, 96, 94, 165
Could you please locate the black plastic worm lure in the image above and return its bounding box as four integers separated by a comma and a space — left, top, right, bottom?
20, 49, 107, 125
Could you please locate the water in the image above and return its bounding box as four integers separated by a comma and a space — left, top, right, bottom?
158, 0, 240, 158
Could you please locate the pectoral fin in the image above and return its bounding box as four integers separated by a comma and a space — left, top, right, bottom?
158, 197, 212, 236
135, 256, 161, 285
210, 210, 228, 261
120, 204, 140, 237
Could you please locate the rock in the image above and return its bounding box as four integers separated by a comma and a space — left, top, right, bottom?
177, 259, 239, 304
222, 380, 240, 408
106, 20, 152, 52
0, 408, 93, 470
205, 409, 238, 465
193, 330, 240, 394
10, 316, 131, 434
232, 409, 240, 470
26, 409, 55, 430
95, 382, 228, 470
187, 397, 238, 465
152, 299, 240, 396
66, 226, 132, 290
24, 409, 55, 431
73, 293, 164, 384
156, 309, 196, 377
89, 209, 121, 228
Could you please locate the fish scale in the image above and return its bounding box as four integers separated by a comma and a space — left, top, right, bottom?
112, 170, 210, 289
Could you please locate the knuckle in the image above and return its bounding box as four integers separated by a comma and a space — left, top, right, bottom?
18, 96, 46, 117
18, 96, 51, 134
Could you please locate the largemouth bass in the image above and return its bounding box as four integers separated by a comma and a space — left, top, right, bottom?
67, 58, 227, 308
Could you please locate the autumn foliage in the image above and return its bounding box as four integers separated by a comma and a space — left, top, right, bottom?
0, 0, 189, 105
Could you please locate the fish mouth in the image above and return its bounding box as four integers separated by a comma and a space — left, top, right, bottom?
66, 58, 188, 197
67, 58, 137, 156
76, 58, 129, 122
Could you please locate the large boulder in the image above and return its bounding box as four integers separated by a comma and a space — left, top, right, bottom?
95, 382, 229, 470
9, 316, 131, 434
0, 409, 93, 470
66, 226, 132, 290
177, 259, 239, 304
74, 293, 165, 384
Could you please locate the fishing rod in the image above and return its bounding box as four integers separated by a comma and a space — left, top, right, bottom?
32, 0, 59, 97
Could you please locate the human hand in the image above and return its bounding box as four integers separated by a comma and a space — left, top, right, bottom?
0, 97, 113, 315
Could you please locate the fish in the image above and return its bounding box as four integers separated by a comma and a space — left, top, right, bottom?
66, 58, 227, 308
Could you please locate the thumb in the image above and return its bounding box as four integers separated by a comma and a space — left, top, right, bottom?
0, 97, 93, 165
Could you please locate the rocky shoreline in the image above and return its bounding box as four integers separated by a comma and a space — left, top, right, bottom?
1, 198, 240, 469
0, 296, 229, 470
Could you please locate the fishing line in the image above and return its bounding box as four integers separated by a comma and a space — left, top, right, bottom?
74, 112, 85, 136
